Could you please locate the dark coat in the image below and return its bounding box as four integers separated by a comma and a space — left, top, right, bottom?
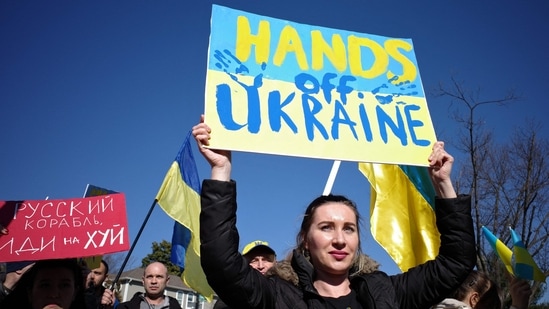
117, 292, 180, 309
84, 285, 106, 309
213, 299, 230, 309
200, 179, 475, 309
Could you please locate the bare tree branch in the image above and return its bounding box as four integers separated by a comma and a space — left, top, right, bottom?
434, 77, 549, 304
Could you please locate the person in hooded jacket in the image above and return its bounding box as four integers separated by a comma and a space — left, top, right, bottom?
193, 116, 476, 309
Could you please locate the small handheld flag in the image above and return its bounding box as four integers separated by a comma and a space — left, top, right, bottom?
481, 226, 514, 275
482, 226, 546, 282
509, 227, 546, 282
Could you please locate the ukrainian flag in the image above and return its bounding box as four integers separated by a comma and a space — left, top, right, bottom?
156, 130, 214, 301
481, 226, 514, 275
358, 162, 440, 272
509, 227, 546, 282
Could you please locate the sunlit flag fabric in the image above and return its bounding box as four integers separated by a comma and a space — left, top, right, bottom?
358, 162, 440, 272
155, 130, 214, 301
481, 226, 514, 275
509, 227, 546, 282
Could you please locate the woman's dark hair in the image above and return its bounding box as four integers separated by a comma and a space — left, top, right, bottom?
452, 270, 502, 309
0, 258, 86, 309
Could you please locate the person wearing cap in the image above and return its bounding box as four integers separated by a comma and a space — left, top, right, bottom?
241, 240, 277, 275
0, 261, 35, 302
213, 240, 277, 309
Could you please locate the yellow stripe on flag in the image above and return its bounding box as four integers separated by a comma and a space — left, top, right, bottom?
481, 226, 514, 275
359, 162, 440, 272
156, 132, 215, 302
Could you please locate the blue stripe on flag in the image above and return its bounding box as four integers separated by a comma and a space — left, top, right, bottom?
175, 136, 201, 192
399, 165, 435, 207
509, 227, 546, 282
171, 222, 192, 269
170, 131, 199, 269
358, 163, 440, 272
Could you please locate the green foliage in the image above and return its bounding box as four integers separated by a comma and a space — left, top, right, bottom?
141, 240, 181, 276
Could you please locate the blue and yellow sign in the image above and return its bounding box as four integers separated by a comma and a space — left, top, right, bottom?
204, 5, 436, 166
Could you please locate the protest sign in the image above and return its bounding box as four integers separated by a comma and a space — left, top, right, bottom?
0, 193, 129, 262
79, 184, 120, 269
205, 5, 436, 166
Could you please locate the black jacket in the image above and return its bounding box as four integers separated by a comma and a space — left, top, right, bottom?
200, 180, 475, 309
213, 299, 230, 309
117, 292, 180, 309
84, 285, 105, 309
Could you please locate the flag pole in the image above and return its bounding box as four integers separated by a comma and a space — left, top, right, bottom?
323, 160, 341, 195
109, 198, 158, 290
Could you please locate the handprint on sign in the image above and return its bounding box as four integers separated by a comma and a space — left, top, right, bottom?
372, 76, 418, 105
213, 49, 268, 134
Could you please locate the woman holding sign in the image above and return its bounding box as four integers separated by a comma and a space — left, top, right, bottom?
193, 116, 475, 309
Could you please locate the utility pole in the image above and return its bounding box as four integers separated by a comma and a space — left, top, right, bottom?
195, 291, 200, 309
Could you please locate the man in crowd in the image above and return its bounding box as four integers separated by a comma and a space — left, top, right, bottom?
0, 261, 34, 302
214, 240, 277, 309
84, 259, 110, 309
102, 261, 180, 309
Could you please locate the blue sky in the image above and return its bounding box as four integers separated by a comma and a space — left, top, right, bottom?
1, 0, 548, 299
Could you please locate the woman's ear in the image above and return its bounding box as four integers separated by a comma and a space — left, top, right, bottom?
468, 291, 480, 308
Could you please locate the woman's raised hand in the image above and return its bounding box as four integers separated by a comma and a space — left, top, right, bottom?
428, 141, 457, 198
192, 115, 232, 181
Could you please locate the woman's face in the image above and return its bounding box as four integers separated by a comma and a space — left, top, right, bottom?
29, 267, 76, 309
304, 202, 359, 277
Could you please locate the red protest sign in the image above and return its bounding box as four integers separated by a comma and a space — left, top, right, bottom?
0, 193, 129, 262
